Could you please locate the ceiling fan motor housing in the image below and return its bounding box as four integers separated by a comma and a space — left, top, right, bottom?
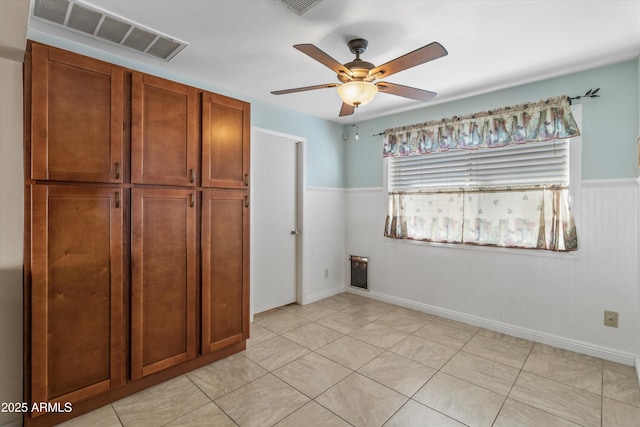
339, 38, 374, 82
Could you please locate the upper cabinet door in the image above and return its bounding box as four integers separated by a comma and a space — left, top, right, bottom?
202, 92, 250, 189
131, 73, 198, 186
30, 43, 124, 183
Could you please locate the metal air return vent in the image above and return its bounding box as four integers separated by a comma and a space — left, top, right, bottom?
280, 0, 324, 15
32, 0, 188, 61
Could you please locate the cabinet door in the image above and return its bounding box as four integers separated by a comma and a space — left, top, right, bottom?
31, 43, 124, 183
131, 188, 197, 379
201, 189, 250, 353
30, 185, 124, 411
131, 73, 198, 186
202, 92, 250, 189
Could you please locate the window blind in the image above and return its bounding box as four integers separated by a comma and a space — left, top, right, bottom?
388, 139, 569, 191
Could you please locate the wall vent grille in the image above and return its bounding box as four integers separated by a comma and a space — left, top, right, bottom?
280, 0, 324, 15
349, 256, 369, 291
32, 0, 188, 61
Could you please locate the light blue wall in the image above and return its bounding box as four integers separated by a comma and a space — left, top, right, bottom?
27, 33, 345, 188
346, 59, 640, 188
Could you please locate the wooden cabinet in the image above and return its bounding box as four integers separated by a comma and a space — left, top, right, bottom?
202, 92, 250, 189
30, 43, 124, 184
201, 189, 250, 353
25, 42, 249, 426
29, 185, 124, 409
131, 188, 197, 379
132, 72, 198, 186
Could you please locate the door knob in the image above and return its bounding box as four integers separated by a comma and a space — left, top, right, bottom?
290, 229, 299, 235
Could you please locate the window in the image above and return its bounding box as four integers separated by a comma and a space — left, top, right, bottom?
383, 98, 580, 252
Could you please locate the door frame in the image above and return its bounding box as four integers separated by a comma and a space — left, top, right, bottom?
250, 127, 306, 321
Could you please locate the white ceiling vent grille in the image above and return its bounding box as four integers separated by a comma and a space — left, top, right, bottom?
32, 0, 188, 61
280, 0, 324, 15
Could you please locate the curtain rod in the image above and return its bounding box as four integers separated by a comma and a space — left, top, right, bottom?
568, 88, 600, 104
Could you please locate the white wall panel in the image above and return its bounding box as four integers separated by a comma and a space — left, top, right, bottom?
302, 187, 347, 303
346, 181, 639, 364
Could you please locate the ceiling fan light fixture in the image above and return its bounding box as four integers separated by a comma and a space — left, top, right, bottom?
337, 81, 377, 106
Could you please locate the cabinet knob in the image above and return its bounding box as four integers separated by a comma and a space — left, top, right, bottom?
115, 191, 120, 208
244, 194, 249, 208
190, 169, 195, 184
115, 162, 121, 180
189, 193, 195, 207
244, 173, 249, 187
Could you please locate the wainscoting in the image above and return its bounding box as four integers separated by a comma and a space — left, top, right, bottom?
345, 180, 639, 366
300, 187, 347, 304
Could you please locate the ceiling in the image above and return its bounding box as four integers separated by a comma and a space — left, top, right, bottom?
26, 0, 640, 124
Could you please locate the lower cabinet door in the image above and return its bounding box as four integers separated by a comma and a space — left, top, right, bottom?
30, 185, 124, 413
201, 189, 250, 353
131, 188, 197, 379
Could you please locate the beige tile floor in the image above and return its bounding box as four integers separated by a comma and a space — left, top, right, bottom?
60, 292, 640, 427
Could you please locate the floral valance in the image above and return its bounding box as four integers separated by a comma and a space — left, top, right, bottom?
383, 96, 580, 157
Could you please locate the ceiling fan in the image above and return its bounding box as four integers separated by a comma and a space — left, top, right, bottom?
271, 38, 448, 116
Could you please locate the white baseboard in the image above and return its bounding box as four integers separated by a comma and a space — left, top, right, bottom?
302, 285, 346, 305
248, 286, 345, 323
346, 288, 637, 366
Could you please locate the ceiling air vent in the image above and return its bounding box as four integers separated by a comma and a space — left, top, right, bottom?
32, 0, 188, 61
280, 0, 324, 15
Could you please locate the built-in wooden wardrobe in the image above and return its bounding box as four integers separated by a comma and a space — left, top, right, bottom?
23, 41, 250, 427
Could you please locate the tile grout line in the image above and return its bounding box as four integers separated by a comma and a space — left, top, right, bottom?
276, 301, 417, 426
601, 358, 604, 427
314, 300, 470, 426
296, 300, 496, 426
273, 307, 357, 426
490, 340, 535, 426
181, 372, 241, 426
109, 403, 125, 427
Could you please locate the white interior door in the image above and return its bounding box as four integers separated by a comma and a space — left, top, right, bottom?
251, 130, 299, 314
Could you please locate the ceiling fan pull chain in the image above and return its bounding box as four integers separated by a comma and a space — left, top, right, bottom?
354, 106, 360, 141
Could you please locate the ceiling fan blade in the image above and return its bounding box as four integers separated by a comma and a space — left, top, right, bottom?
294, 44, 353, 78
368, 42, 447, 79
339, 102, 355, 117
375, 82, 437, 102
271, 83, 339, 95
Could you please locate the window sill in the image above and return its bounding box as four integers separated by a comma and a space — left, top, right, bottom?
382, 235, 581, 261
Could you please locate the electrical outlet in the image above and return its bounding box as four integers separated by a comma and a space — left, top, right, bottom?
604, 310, 618, 328
323, 269, 329, 279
